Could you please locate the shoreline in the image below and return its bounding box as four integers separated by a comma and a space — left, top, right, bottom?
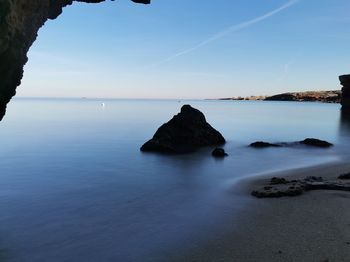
237, 158, 350, 192
173, 160, 350, 262
211, 90, 341, 104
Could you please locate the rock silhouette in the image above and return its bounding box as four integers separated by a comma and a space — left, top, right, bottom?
250, 138, 333, 148
141, 105, 225, 154
212, 148, 228, 157
250, 141, 281, 148
340, 74, 350, 112
299, 138, 333, 148
0, 0, 150, 120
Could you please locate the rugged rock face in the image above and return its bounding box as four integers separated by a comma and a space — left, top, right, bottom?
340, 74, 350, 112
0, 0, 150, 120
141, 105, 226, 154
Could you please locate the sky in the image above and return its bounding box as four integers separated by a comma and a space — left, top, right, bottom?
19, 0, 350, 99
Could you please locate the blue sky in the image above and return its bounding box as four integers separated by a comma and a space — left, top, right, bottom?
19, 0, 350, 99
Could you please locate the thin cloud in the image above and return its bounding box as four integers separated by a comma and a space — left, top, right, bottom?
149, 0, 299, 67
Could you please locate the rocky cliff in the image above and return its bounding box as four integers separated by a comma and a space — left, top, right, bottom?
340, 75, 350, 111
219, 90, 341, 103
0, 0, 150, 120
265, 90, 341, 103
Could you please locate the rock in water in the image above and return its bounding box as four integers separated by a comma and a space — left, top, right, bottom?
249, 141, 281, 148
299, 138, 333, 148
249, 138, 333, 148
140, 105, 225, 153
212, 148, 228, 157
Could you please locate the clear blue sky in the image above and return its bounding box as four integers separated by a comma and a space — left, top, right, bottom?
19, 0, 350, 99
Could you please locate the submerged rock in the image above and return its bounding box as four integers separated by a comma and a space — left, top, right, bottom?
212, 148, 228, 157
141, 105, 225, 154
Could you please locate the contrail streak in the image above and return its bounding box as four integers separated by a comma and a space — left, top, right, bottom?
150, 0, 299, 67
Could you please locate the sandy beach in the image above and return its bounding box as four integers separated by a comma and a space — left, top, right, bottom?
172, 161, 350, 262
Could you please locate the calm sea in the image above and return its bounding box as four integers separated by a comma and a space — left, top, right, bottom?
0, 98, 348, 261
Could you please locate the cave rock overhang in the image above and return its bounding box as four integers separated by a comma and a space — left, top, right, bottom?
0, 0, 150, 121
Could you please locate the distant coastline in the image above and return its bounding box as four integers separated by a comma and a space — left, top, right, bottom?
215, 90, 341, 103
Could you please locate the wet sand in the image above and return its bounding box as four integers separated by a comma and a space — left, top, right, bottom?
172, 161, 350, 262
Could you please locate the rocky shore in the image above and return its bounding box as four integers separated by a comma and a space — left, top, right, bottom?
219, 90, 341, 103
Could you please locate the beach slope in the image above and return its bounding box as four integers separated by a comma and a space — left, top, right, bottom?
173, 162, 350, 262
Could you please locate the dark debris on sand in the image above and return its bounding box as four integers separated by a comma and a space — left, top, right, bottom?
252, 176, 350, 198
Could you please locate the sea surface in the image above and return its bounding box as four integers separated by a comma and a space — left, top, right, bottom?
0, 98, 349, 261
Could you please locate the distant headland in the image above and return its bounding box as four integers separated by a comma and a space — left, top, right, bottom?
216, 90, 341, 103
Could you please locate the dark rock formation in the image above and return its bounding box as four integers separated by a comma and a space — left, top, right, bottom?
252, 176, 350, 198
212, 148, 228, 157
249, 138, 333, 148
299, 138, 333, 148
0, 0, 150, 120
340, 74, 350, 112
338, 173, 350, 180
249, 141, 281, 148
141, 105, 225, 154
265, 93, 295, 101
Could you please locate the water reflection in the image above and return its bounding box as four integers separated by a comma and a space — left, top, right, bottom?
0, 99, 346, 262
339, 110, 350, 138
335, 110, 350, 159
